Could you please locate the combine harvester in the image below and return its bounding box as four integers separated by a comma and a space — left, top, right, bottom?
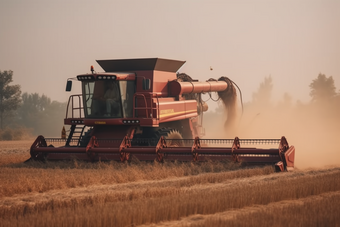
30, 58, 295, 171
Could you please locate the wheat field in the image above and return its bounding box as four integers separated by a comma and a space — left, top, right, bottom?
1, 141, 339, 227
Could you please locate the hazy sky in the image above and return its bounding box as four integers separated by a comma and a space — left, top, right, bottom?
1, 0, 339, 107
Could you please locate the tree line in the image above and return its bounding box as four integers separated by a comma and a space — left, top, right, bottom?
0, 70, 66, 140
203, 73, 340, 138
249, 73, 340, 110
208, 72, 339, 114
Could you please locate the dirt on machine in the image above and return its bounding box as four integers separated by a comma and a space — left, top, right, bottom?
30, 58, 295, 172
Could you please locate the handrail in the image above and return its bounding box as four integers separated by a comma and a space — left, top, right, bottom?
133, 94, 148, 118
65, 94, 84, 119
133, 93, 160, 119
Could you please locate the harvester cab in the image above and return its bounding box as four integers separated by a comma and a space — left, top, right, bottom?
30, 58, 295, 172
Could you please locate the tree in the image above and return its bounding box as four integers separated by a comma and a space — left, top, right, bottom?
18, 93, 51, 129
0, 70, 21, 129
309, 73, 336, 102
18, 93, 66, 136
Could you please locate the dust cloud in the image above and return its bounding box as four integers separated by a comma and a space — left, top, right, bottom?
204, 87, 340, 169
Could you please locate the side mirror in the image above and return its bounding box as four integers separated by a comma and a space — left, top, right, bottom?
66, 80, 72, 92
142, 79, 151, 90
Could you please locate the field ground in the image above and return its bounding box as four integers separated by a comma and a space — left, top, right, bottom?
1, 141, 339, 227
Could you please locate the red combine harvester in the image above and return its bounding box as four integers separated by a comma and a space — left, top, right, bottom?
30, 58, 295, 171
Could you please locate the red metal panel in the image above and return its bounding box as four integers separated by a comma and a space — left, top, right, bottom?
46, 153, 123, 161
238, 156, 280, 163
89, 148, 121, 153
135, 71, 154, 93
35, 147, 86, 153
138, 118, 158, 127
126, 147, 157, 154
76, 73, 136, 81
285, 146, 295, 168
197, 148, 233, 154
158, 99, 197, 123
160, 147, 193, 153
46, 153, 91, 160
234, 148, 279, 155
153, 70, 179, 96
92, 125, 132, 140
134, 70, 178, 95
83, 119, 125, 126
